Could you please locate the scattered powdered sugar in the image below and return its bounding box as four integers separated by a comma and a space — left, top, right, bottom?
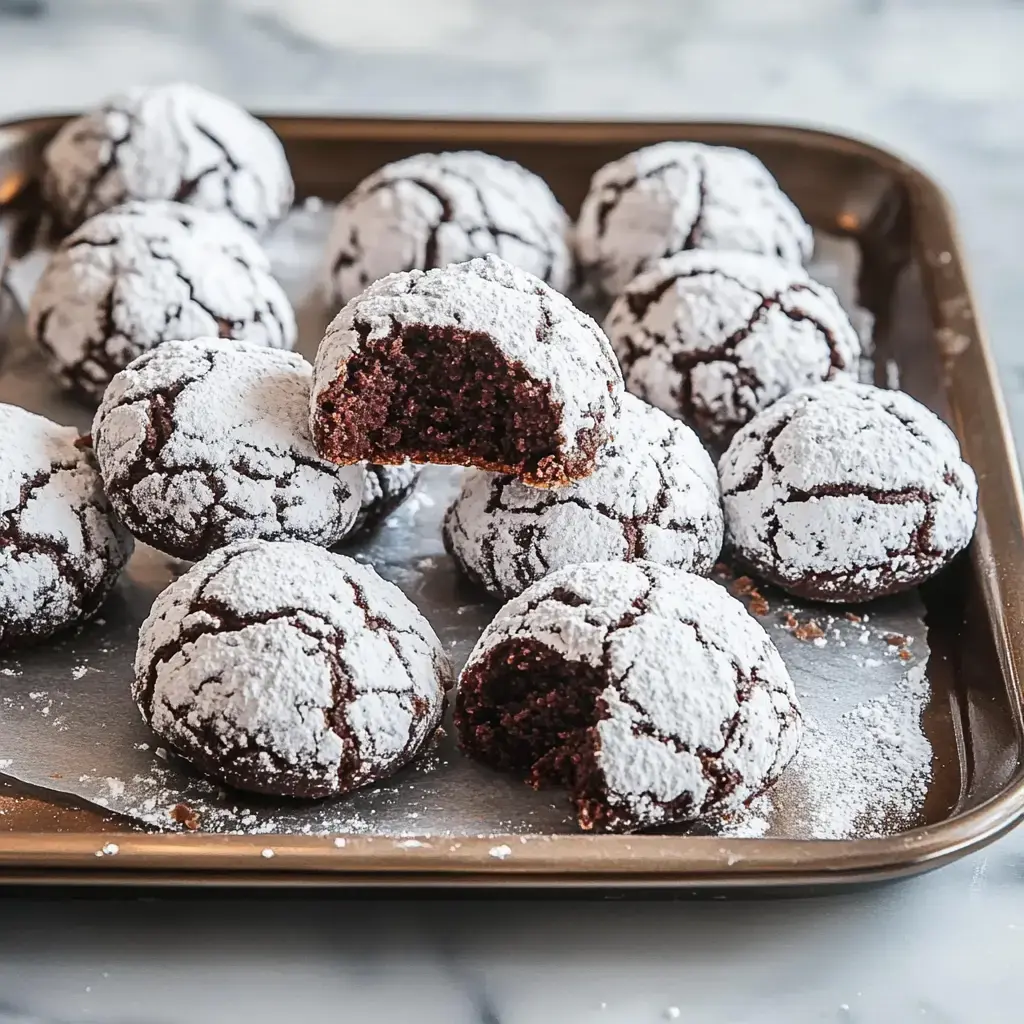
576, 141, 813, 299
443, 394, 723, 599
604, 250, 862, 444
42, 82, 293, 232
488, 844, 513, 860
323, 150, 572, 308
92, 339, 363, 558
720, 380, 979, 601
311, 255, 624, 473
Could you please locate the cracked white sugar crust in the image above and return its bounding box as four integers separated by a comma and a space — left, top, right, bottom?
719, 380, 979, 602
27, 202, 297, 401
575, 141, 813, 300
134, 538, 452, 799
604, 250, 862, 444
0, 404, 133, 648
41, 82, 294, 233
323, 150, 573, 308
92, 339, 364, 560
462, 561, 802, 831
311, 254, 623, 471
443, 394, 723, 599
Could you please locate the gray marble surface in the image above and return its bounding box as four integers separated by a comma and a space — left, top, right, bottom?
0, 1, 1023, 1021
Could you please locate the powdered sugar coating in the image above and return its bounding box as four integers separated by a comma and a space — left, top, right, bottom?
0, 404, 133, 649
720, 381, 979, 602
461, 561, 802, 832
576, 142, 813, 301
92, 339, 363, 561
352, 463, 422, 535
28, 202, 297, 401
605, 251, 861, 444
443, 394, 723, 598
134, 538, 452, 799
324, 151, 572, 309
311, 255, 623, 485
42, 83, 293, 233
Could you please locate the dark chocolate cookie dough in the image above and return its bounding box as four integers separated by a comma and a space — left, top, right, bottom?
310, 255, 623, 488
134, 538, 452, 799
456, 561, 802, 833
0, 403, 133, 650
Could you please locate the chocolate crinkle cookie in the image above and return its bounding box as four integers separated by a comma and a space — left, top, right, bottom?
41, 82, 293, 234
134, 538, 452, 799
92, 339, 364, 561
576, 142, 813, 303
350, 462, 422, 536
720, 381, 979, 603
324, 150, 573, 309
310, 255, 623, 489
605, 251, 862, 446
0, 404, 133, 650
28, 201, 296, 402
456, 561, 801, 833
443, 394, 723, 599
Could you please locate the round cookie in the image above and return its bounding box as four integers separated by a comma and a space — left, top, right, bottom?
350, 463, 422, 536
576, 142, 813, 302
456, 561, 801, 833
719, 381, 979, 602
28, 202, 296, 402
443, 394, 723, 599
0, 404, 133, 650
323, 150, 572, 310
134, 538, 452, 799
605, 251, 861, 445
92, 339, 364, 561
42, 82, 293, 234
310, 255, 623, 489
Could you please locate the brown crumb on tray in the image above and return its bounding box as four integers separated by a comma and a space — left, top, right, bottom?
730, 575, 756, 596
793, 620, 825, 641
713, 561, 733, 579
884, 633, 909, 646
170, 802, 201, 831
844, 611, 862, 623
780, 610, 798, 630
749, 592, 769, 617
898, 649, 913, 661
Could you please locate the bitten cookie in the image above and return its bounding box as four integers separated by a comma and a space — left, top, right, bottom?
28, 201, 296, 401
576, 142, 813, 302
324, 150, 572, 309
351, 463, 422, 536
41, 82, 293, 233
310, 255, 623, 488
719, 381, 979, 602
605, 251, 861, 445
443, 394, 723, 599
134, 538, 452, 799
92, 339, 363, 561
0, 404, 133, 650
456, 561, 801, 833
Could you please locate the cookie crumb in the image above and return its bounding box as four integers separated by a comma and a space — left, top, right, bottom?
884, 633, 909, 646
748, 591, 769, 617
794, 620, 825, 641
731, 575, 756, 596
899, 649, 913, 661
170, 803, 200, 831
489, 844, 513, 860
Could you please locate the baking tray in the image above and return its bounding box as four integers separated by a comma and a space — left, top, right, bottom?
0, 115, 1021, 891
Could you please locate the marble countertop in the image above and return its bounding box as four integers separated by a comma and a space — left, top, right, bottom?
1, 1, 1023, 1021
